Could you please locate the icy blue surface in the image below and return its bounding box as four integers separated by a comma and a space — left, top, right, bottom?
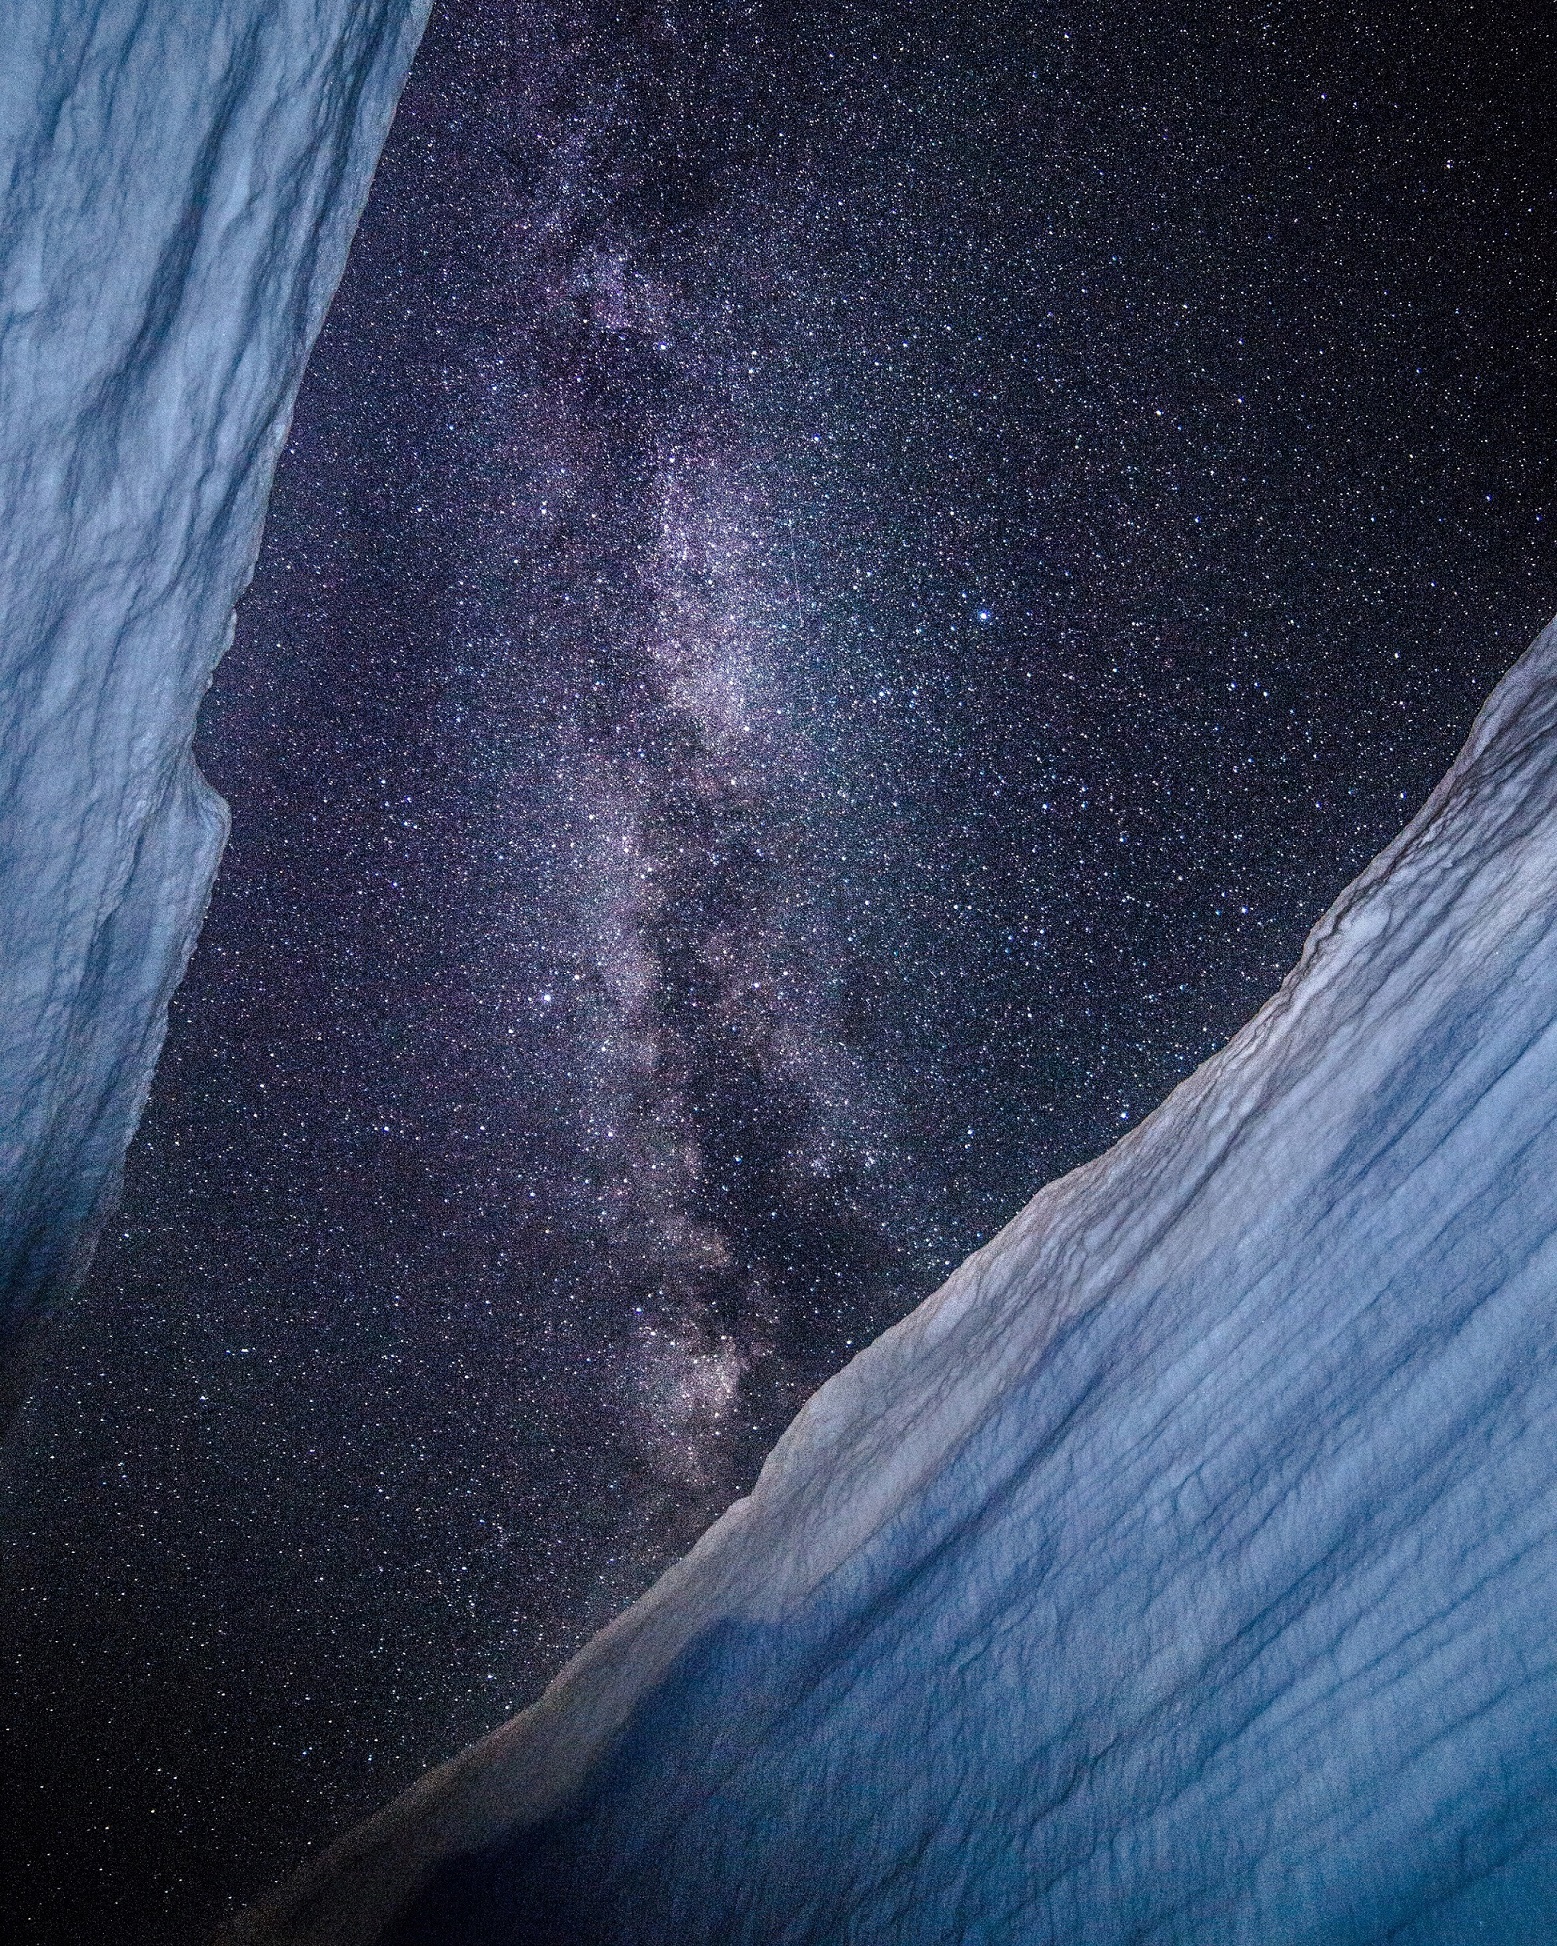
0, 0, 428, 1360
237, 621, 1557, 1945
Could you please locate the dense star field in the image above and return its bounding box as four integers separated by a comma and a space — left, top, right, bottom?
2, 2, 1553, 1941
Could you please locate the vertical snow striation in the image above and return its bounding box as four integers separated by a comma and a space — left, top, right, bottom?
234, 617, 1557, 1944
0, 0, 430, 1370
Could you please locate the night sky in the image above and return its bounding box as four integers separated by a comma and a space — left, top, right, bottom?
3, 2, 1553, 1941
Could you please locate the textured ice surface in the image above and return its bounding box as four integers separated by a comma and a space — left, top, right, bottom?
233, 618, 1557, 1946
0, 0, 429, 1362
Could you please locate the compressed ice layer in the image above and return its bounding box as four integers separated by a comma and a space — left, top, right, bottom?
0, 0, 430, 1362
235, 617, 1557, 1945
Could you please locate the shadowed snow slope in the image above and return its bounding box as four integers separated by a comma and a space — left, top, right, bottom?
231, 616, 1557, 1946
0, 0, 429, 1370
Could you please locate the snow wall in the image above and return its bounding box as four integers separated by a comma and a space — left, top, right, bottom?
0, 0, 430, 1379
233, 616, 1557, 1944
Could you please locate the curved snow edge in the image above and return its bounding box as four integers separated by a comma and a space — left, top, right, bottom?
222, 614, 1557, 1946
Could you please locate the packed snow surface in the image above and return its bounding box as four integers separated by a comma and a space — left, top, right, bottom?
0, 0, 429, 1363
234, 617, 1557, 1945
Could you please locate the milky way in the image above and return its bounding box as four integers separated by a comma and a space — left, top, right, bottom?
3, 3, 1553, 1942
411, 3, 927, 1547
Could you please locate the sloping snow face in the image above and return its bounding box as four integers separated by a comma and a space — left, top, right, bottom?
237, 617, 1557, 1946
0, 0, 429, 1369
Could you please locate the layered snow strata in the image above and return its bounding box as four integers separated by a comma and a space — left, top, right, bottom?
0, 0, 429, 1369
234, 615, 1557, 1946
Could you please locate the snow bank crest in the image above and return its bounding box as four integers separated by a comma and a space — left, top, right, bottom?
231, 616, 1557, 1945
